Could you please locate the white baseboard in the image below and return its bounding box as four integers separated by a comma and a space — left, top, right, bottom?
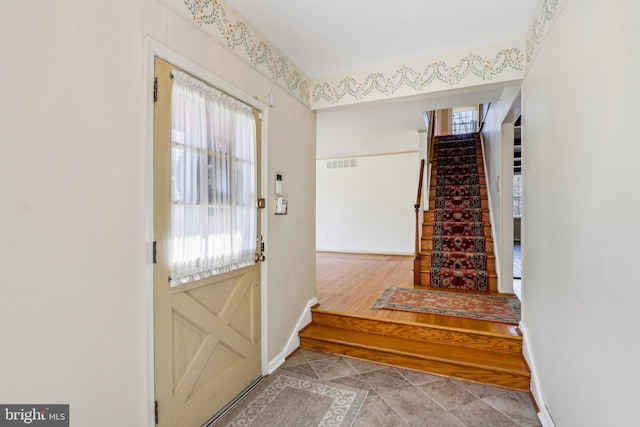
267, 297, 318, 374
520, 321, 556, 427
315, 249, 413, 256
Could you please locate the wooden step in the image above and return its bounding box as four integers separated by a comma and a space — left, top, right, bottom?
309, 310, 521, 354
420, 253, 496, 274
429, 187, 487, 201
421, 236, 494, 253
420, 270, 498, 291
435, 149, 483, 158
431, 156, 484, 166
423, 209, 490, 224
422, 223, 492, 239
429, 197, 488, 210
430, 175, 487, 187
431, 166, 485, 178
299, 323, 530, 391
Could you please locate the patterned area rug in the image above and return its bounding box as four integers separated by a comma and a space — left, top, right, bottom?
213, 371, 367, 426
372, 287, 520, 324
431, 133, 489, 291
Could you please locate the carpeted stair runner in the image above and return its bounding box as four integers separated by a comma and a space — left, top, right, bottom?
429, 133, 491, 291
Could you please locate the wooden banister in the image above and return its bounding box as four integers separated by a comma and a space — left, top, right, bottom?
414, 111, 438, 286
414, 158, 426, 286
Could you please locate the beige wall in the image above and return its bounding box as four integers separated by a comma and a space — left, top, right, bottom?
522, 0, 640, 425
0, 1, 315, 425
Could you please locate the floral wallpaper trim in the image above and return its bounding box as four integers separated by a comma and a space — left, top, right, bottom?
525, 0, 567, 68
312, 49, 524, 106
180, 0, 311, 105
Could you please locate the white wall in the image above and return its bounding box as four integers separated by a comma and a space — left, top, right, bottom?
317, 152, 418, 254
316, 102, 423, 254
0, 1, 316, 425
481, 86, 520, 293
522, 0, 640, 425
317, 102, 426, 159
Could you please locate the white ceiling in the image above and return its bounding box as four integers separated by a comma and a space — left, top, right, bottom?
227, 0, 540, 78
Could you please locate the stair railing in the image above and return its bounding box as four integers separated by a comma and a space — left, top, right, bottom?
414, 158, 426, 285
414, 111, 436, 286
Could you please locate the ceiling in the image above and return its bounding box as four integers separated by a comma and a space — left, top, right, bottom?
226, 0, 535, 143
227, 0, 540, 79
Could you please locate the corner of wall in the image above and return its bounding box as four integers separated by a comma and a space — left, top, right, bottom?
267, 296, 318, 373
478, 133, 502, 291
519, 321, 556, 427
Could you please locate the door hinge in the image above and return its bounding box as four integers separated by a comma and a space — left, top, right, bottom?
155, 400, 158, 424
153, 77, 158, 103
153, 241, 157, 264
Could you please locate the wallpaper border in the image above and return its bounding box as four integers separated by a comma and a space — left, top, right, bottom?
525, 0, 568, 70
158, 0, 311, 106
310, 48, 525, 108
158, 0, 565, 109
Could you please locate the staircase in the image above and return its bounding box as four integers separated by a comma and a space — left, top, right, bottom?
418, 133, 498, 291
299, 307, 530, 391
299, 132, 530, 392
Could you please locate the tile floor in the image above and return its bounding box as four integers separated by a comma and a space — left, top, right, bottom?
279, 349, 541, 427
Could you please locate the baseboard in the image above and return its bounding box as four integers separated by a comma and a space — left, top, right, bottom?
267, 296, 318, 374
519, 321, 556, 427
315, 249, 413, 256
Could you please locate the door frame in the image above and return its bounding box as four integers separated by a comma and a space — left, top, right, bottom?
498, 90, 521, 295
142, 37, 269, 427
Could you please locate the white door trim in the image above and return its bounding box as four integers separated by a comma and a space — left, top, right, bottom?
142, 36, 269, 427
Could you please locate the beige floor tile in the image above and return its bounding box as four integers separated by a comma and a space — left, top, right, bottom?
354, 395, 405, 427
379, 386, 444, 423
310, 356, 358, 381
359, 367, 413, 394
452, 379, 508, 399
483, 390, 541, 426
395, 368, 444, 386
420, 379, 478, 410
449, 400, 519, 427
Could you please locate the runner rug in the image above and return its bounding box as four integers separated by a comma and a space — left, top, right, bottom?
431, 132, 489, 291
213, 371, 367, 426
371, 287, 520, 324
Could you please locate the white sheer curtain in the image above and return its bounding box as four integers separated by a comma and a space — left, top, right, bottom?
170, 70, 257, 286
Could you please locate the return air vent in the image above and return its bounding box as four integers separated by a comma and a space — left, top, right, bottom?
326, 158, 357, 169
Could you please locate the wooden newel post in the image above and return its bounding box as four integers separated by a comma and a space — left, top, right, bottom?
414, 203, 421, 286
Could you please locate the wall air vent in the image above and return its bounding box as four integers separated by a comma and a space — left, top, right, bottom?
326, 158, 357, 169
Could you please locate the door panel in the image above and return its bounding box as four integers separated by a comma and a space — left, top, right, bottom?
153, 57, 261, 427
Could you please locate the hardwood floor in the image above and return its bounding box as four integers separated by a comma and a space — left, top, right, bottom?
514, 242, 522, 279
315, 252, 517, 336
300, 252, 531, 391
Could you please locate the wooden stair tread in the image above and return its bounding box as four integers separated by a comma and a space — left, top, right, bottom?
310, 308, 521, 339
421, 251, 495, 258
300, 324, 530, 375
420, 266, 498, 279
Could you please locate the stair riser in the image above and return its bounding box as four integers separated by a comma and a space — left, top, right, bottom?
429, 198, 488, 210
431, 167, 485, 179
429, 188, 487, 201
430, 176, 487, 187
420, 256, 496, 273
423, 210, 490, 223
432, 155, 484, 165
420, 272, 498, 290
422, 225, 492, 238
421, 239, 494, 253
311, 312, 520, 353
299, 337, 530, 391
